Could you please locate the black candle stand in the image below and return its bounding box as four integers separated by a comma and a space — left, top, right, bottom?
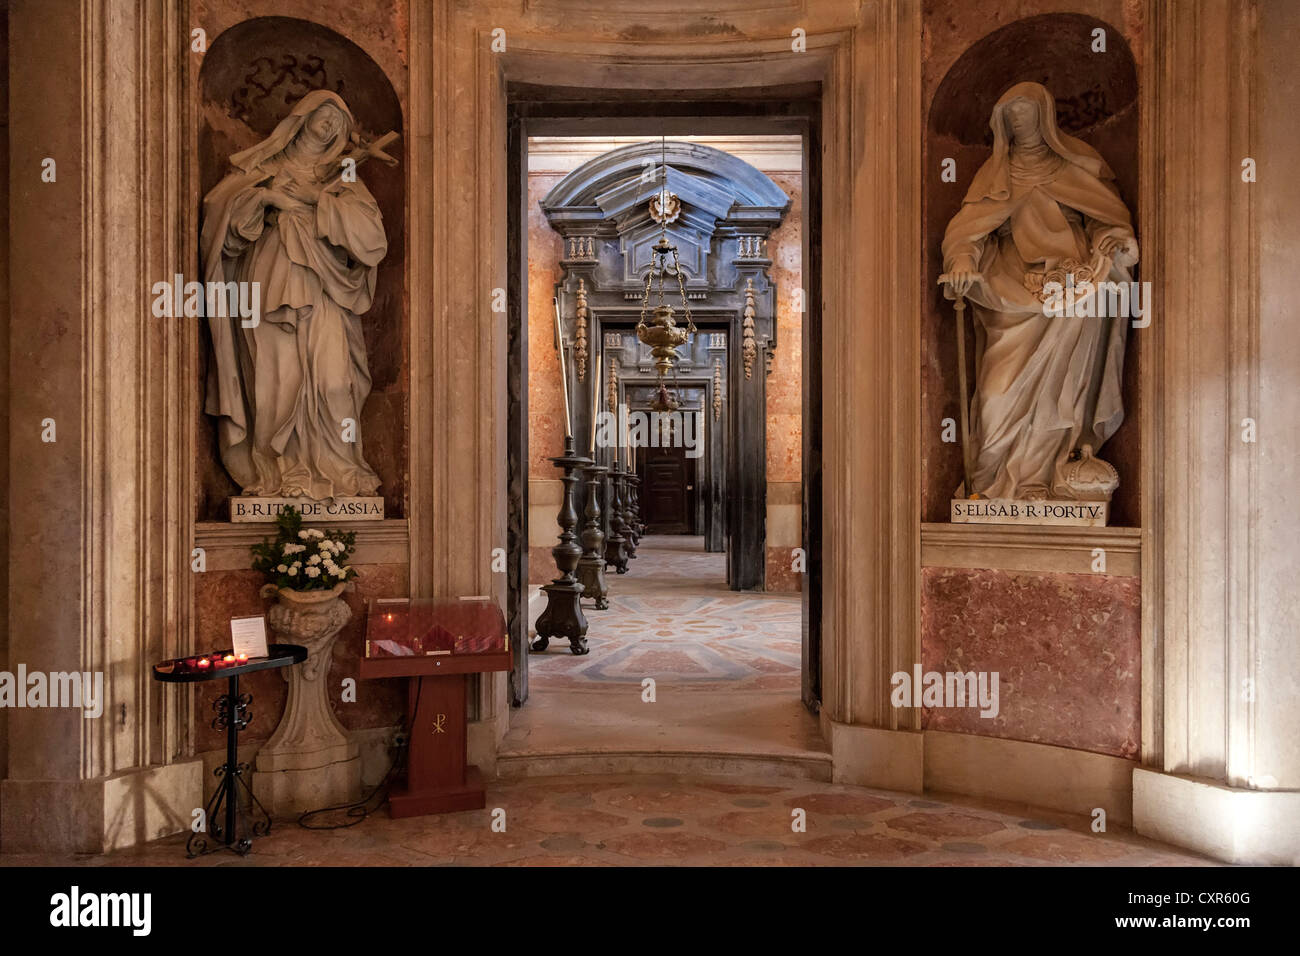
533, 436, 593, 655
576, 462, 610, 610
604, 462, 630, 575
152, 644, 307, 857
621, 467, 638, 560
627, 472, 644, 542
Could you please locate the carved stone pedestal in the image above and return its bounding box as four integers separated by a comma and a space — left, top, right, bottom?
253, 583, 360, 817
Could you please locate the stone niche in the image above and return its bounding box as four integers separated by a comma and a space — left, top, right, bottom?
191, 15, 410, 786
919, 7, 1143, 761
923, 9, 1141, 527
196, 15, 408, 521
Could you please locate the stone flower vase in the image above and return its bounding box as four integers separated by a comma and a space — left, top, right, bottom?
252, 582, 360, 817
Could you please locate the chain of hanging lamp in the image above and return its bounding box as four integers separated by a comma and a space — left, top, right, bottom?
636, 136, 695, 412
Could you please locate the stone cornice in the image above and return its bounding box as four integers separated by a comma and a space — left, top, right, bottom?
921, 522, 1142, 577
194, 519, 411, 572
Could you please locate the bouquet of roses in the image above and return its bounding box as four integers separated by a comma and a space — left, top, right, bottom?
251, 506, 358, 591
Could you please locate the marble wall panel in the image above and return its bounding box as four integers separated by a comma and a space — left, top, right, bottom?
921, 565, 1140, 758
528, 171, 570, 478
765, 171, 804, 484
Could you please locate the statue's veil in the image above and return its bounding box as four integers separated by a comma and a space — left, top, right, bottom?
227, 89, 356, 174
964, 81, 1115, 204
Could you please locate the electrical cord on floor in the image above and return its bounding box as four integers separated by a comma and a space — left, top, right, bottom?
296, 676, 422, 830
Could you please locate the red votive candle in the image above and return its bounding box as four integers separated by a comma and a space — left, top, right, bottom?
224, 654, 235, 663
236, 653, 248, 663
197, 658, 210, 669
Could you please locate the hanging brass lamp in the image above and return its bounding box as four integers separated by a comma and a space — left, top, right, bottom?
636, 139, 696, 389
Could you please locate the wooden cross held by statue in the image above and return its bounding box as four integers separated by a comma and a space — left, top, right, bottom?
322, 130, 401, 191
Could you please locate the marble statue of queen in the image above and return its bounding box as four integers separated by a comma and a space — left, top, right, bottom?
940, 81, 1138, 502
202, 90, 388, 500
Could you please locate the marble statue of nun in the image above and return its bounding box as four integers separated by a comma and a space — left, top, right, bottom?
202, 90, 388, 500
940, 81, 1138, 502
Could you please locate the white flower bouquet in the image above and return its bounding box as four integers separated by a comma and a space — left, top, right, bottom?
251, 506, 358, 591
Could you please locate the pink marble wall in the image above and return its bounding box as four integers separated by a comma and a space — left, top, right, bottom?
921, 566, 1140, 758
765, 172, 804, 485
528, 172, 570, 479
529, 545, 555, 587
194, 564, 408, 753
765, 548, 803, 593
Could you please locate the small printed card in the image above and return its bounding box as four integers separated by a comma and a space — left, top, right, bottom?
230, 616, 269, 660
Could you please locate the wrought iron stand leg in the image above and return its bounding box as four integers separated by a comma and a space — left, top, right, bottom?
224, 675, 238, 847
186, 673, 269, 858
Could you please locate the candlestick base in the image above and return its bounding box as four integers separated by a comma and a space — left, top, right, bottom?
532, 583, 589, 655
576, 558, 609, 610
603, 537, 629, 575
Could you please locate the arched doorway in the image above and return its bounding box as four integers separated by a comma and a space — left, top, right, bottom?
539, 140, 792, 590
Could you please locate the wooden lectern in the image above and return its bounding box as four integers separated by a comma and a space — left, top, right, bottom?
359, 599, 511, 818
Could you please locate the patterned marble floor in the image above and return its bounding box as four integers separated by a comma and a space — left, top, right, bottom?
0, 774, 1215, 867
529, 535, 802, 693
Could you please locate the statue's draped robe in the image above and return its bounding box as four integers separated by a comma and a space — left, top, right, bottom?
941, 83, 1137, 500
202, 92, 387, 499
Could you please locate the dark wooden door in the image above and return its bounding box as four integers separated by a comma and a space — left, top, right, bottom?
641, 445, 695, 533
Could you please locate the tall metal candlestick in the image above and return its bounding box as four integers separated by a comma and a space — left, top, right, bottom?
622, 464, 639, 559
576, 462, 609, 610
554, 297, 572, 438
533, 435, 592, 654
604, 461, 629, 575
590, 352, 602, 454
